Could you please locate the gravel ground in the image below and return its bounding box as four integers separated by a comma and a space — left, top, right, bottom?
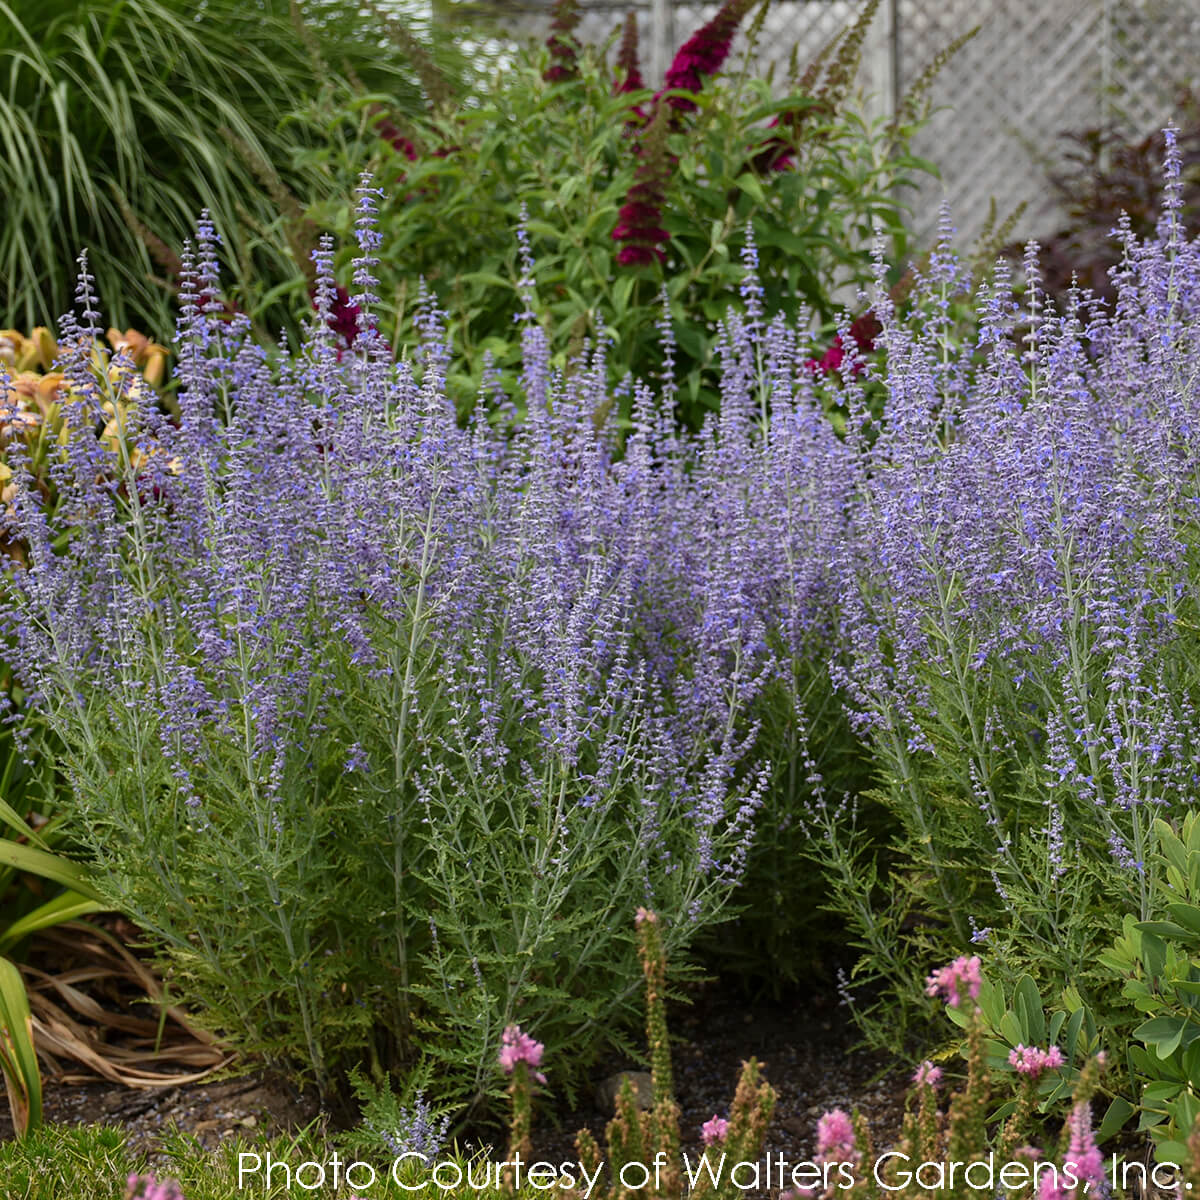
1, 975, 912, 1180
532, 976, 910, 1170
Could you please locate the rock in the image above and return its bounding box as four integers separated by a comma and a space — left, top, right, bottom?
594, 1071, 654, 1115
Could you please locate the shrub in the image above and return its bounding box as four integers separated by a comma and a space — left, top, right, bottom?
1097, 814, 1200, 1163
12, 123, 1200, 1147
795, 133, 1200, 1064
301, 0, 942, 426
0, 205, 776, 1111
0, 0, 471, 337
1010, 99, 1200, 303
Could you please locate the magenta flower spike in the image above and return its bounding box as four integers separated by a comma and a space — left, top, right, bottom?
659, 0, 755, 111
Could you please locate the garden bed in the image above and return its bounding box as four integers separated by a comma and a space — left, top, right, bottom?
0, 975, 910, 1172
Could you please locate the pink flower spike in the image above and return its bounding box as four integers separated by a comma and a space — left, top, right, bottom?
1037, 1176, 1068, 1200
1065, 1101, 1104, 1190
125, 1175, 184, 1200
1009, 1044, 1066, 1080
499, 1024, 547, 1083
701, 1114, 729, 1145
816, 1108, 857, 1164
635, 907, 657, 925
924, 955, 983, 1008
912, 1060, 942, 1089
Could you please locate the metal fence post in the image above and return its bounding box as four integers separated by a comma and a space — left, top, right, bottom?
649, 0, 673, 87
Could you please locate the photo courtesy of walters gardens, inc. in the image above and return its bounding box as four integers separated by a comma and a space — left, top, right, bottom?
231, 1150, 1188, 1197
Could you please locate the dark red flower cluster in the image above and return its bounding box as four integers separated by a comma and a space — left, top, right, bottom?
544, 0, 582, 82
807, 311, 881, 374
612, 104, 673, 265
327, 286, 362, 345
309, 285, 394, 361
660, 0, 755, 111
375, 115, 418, 162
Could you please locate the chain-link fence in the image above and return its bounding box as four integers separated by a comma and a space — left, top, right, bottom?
476, 0, 1200, 246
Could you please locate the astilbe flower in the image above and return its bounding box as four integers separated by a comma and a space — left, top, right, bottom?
125, 1176, 184, 1200
924, 956, 983, 1008
1009, 1044, 1066, 1079
499, 1024, 547, 1083
660, 0, 756, 111
613, 102, 673, 266
815, 1108, 858, 1163
544, 0, 581, 82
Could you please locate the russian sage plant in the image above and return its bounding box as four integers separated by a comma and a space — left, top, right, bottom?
814, 132, 1200, 1041
0, 189, 772, 1109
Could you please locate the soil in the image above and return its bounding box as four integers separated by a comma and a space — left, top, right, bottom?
0, 972, 913, 1176
538, 977, 910, 1168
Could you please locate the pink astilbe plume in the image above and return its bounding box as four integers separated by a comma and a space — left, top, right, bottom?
615, 11, 645, 93
544, 0, 582, 82
924, 955, 983, 1009
660, 0, 756, 111
815, 1108, 858, 1164
499, 1024, 547, 1084
1064, 1102, 1103, 1193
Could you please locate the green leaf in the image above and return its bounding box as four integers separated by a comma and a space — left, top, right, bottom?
1157, 820, 1189, 876
459, 271, 516, 292
611, 274, 635, 319
1096, 1096, 1135, 1143
0, 891, 108, 956
0, 841, 105, 903
1015, 975, 1045, 1044
1166, 903, 1200, 937
1048, 1010, 1065, 1044
733, 172, 766, 205
0, 796, 49, 852
1134, 1016, 1187, 1058
998, 1009, 1023, 1046
0, 955, 40, 1137
1064, 1007, 1085, 1058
